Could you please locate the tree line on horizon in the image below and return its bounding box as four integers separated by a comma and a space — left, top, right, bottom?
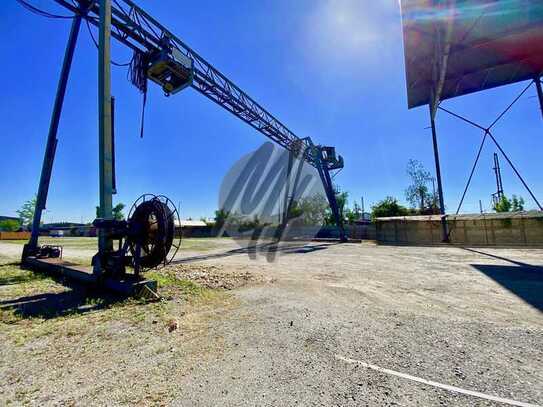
0, 160, 532, 232
209, 158, 531, 228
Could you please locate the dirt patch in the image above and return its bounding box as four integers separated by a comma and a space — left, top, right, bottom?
166, 263, 264, 290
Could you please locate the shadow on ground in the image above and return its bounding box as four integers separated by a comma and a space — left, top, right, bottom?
1, 289, 126, 320
173, 241, 335, 264
466, 248, 543, 313
0, 263, 127, 320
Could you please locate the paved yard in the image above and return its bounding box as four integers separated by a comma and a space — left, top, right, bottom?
1, 239, 542, 406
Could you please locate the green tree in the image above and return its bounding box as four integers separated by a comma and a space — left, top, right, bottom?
405, 159, 432, 212
0, 219, 21, 231
425, 191, 440, 214
17, 196, 36, 227
297, 194, 328, 225
214, 209, 230, 228
511, 195, 525, 212
112, 203, 125, 220
325, 187, 348, 225
286, 200, 303, 221
371, 196, 409, 219
494, 195, 512, 213
352, 202, 361, 217
344, 208, 358, 224
336, 190, 348, 220
95, 203, 125, 220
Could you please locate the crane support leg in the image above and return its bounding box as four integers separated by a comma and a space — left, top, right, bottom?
23, 13, 83, 260
429, 105, 449, 243
313, 147, 347, 242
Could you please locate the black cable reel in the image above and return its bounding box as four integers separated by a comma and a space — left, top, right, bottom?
92, 194, 181, 277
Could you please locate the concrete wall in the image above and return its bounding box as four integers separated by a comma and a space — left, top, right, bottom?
316, 224, 376, 240
179, 224, 377, 241
375, 213, 543, 246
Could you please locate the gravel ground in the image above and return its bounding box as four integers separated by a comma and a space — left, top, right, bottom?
0, 239, 542, 406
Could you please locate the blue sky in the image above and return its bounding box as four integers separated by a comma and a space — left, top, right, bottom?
1, 0, 542, 223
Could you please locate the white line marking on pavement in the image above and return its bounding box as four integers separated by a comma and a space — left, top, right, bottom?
336, 355, 540, 407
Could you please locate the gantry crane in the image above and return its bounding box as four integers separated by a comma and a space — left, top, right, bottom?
22, 0, 346, 281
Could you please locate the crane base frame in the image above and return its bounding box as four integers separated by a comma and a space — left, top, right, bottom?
23, 256, 158, 298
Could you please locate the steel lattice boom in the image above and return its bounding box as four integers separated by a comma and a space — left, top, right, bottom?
54, 0, 342, 168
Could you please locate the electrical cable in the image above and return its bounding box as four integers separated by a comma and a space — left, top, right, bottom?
86, 13, 149, 138
18, 0, 130, 67
16, 0, 74, 19
85, 18, 131, 66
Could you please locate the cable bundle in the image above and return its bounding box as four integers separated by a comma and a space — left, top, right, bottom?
128, 51, 149, 138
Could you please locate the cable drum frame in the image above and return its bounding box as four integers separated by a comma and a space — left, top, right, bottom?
127, 194, 182, 274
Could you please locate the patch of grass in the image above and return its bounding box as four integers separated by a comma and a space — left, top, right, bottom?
0, 263, 57, 300
0, 257, 227, 350
0, 263, 48, 285
0, 254, 18, 265
3, 295, 137, 346
147, 270, 210, 298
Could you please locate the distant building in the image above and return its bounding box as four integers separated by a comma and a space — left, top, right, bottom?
354, 212, 372, 225
175, 219, 208, 228
174, 219, 212, 238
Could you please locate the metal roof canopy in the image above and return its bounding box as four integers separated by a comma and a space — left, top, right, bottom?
401, 0, 543, 110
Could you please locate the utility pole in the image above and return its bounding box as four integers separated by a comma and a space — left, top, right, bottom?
492, 152, 504, 207
479, 199, 483, 214
361, 196, 365, 215
98, 0, 114, 253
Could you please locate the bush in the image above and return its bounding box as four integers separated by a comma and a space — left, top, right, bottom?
371, 197, 409, 219
494, 195, 511, 213
0, 219, 21, 232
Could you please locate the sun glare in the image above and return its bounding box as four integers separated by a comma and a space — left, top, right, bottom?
304, 0, 398, 61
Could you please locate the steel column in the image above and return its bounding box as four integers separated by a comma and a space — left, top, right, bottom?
98, 0, 114, 253
429, 105, 449, 242
312, 147, 347, 242
24, 13, 83, 258
535, 76, 543, 121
